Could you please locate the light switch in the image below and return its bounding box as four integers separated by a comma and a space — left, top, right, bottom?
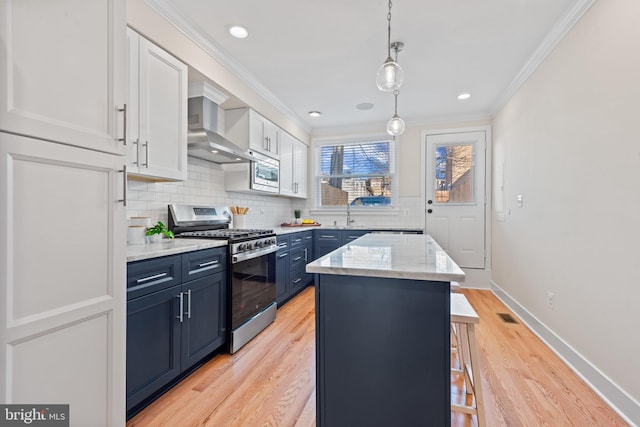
516, 194, 524, 207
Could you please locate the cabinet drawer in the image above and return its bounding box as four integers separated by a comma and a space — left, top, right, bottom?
290, 230, 312, 247
315, 230, 340, 242
290, 266, 310, 294
182, 247, 227, 282
342, 230, 369, 243
289, 246, 310, 270
127, 255, 182, 300
277, 235, 290, 250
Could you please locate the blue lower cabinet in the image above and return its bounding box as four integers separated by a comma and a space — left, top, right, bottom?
180, 271, 227, 371
276, 231, 313, 307
126, 285, 182, 411
126, 247, 227, 416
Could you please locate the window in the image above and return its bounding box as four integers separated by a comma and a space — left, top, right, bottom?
316, 139, 394, 207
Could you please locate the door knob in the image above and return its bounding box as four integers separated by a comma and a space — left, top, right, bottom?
427, 200, 433, 204
427, 209, 433, 214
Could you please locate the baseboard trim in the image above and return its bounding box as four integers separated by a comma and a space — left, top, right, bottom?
490, 280, 639, 427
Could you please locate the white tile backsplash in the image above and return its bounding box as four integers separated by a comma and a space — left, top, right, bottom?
126, 157, 294, 228
127, 157, 424, 230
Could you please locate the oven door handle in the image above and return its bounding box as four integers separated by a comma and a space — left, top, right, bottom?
232, 245, 278, 264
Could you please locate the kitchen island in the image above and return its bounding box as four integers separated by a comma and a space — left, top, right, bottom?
306, 233, 464, 427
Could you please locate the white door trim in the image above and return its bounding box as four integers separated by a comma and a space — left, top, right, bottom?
420, 126, 492, 283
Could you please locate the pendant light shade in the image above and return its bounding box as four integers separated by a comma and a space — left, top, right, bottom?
377, 1, 404, 92
387, 90, 405, 136
387, 114, 405, 136
376, 59, 404, 92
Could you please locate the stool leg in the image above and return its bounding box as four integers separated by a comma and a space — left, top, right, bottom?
458, 323, 473, 394
466, 324, 486, 427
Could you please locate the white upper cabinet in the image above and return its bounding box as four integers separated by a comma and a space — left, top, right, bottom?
279, 131, 307, 198
225, 108, 280, 159
126, 28, 188, 181
0, 0, 126, 155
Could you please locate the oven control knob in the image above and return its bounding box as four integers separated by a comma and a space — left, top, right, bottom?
238, 243, 247, 252
245, 242, 253, 251
255, 240, 263, 248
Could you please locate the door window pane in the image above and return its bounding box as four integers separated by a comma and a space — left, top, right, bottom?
434, 144, 474, 203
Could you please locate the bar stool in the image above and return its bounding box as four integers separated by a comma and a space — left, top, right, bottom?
450, 293, 485, 427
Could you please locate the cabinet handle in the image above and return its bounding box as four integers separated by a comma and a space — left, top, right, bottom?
198, 260, 219, 268
279, 252, 288, 258
304, 248, 308, 262
133, 139, 140, 165
136, 272, 167, 283
186, 289, 192, 319
143, 141, 149, 167
320, 235, 335, 239
118, 165, 127, 206
293, 278, 302, 284
293, 238, 301, 244
176, 292, 184, 323
293, 256, 302, 261
305, 235, 312, 240
278, 243, 288, 249
118, 104, 127, 145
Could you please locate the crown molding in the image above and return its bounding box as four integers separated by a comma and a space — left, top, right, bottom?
145, 0, 312, 133
490, 0, 596, 116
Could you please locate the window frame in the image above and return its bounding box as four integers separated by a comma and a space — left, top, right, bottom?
311, 135, 398, 213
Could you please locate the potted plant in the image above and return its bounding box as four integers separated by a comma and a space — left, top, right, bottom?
145, 220, 174, 243
294, 209, 302, 224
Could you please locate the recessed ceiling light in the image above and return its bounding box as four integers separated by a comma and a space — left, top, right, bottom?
229, 26, 249, 39
210, 150, 219, 154
308, 111, 322, 118
356, 102, 374, 111
457, 93, 471, 100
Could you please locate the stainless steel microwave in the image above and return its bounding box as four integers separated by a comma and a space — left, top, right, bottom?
250, 151, 279, 193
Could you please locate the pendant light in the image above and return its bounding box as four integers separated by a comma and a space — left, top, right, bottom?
387, 90, 405, 136
376, 1, 404, 92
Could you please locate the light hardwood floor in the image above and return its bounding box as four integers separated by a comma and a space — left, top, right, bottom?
127, 286, 628, 427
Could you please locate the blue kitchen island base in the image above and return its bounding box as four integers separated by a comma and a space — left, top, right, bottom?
315, 274, 451, 427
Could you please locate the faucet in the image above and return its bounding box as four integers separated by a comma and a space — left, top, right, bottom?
346, 202, 355, 227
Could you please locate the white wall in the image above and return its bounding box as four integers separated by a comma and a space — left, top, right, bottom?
492, 0, 640, 423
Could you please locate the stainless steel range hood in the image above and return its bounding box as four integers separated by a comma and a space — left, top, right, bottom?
187, 96, 260, 164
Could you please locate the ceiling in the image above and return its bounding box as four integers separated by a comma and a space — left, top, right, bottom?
155, 0, 578, 132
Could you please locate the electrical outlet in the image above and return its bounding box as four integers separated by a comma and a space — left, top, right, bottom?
547, 291, 555, 310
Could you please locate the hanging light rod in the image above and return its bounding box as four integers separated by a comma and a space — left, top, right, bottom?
376, 0, 404, 92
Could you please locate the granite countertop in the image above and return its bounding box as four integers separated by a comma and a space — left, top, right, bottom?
127, 239, 227, 262
273, 225, 423, 235
306, 233, 465, 282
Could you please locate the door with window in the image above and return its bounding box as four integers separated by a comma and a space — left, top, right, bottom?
425, 131, 486, 269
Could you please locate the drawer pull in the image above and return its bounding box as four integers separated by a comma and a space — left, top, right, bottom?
278, 243, 288, 248
279, 253, 288, 259
293, 256, 302, 262
305, 235, 312, 240
176, 292, 184, 323
137, 272, 167, 283
320, 235, 336, 239
293, 278, 302, 284
186, 289, 192, 319
198, 260, 219, 268
293, 238, 301, 243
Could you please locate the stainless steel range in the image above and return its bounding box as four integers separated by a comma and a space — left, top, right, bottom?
168, 204, 278, 353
